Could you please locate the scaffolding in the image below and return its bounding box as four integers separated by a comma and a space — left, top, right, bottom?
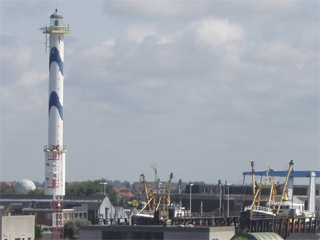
44, 144, 65, 240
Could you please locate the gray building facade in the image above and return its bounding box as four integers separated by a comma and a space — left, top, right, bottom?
79, 225, 235, 240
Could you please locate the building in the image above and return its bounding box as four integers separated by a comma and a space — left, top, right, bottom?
1, 204, 35, 240
0, 195, 127, 227
79, 225, 235, 240
115, 186, 134, 199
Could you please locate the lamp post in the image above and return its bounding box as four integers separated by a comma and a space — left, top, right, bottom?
100, 182, 107, 196
226, 182, 231, 217
190, 182, 193, 214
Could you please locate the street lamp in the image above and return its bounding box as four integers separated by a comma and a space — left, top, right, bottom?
226, 182, 231, 217
190, 182, 193, 214
100, 182, 107, 196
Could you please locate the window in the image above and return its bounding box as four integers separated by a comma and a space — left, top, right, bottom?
46, 212, 52, 220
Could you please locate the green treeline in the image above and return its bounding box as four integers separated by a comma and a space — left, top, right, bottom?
65, 179, 120, 205
0, 179, 128, 206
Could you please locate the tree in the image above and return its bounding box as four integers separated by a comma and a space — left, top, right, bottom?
65, 179, 119, 205
35, 224, 43, 240
28, 189, 44, 195
64, 219, 91, 240
0, 182, 14, 195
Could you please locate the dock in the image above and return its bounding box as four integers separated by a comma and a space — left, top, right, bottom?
170, 214, 320, 239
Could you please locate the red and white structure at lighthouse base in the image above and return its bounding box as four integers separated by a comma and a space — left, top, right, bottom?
42, 9, 70, 240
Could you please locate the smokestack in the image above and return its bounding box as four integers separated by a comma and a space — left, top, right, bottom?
308, 171, 316, 213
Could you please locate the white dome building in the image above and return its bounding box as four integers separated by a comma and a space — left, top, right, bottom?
14, 179, 36, 194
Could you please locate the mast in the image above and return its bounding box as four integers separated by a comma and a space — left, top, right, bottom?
250, 160, 256, 198
277, 160, 294, 214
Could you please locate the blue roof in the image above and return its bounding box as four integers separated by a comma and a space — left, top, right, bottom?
243, 171, 320, 178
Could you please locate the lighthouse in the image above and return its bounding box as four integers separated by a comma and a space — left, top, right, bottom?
43, 9, 69, 196
42, 9, 69, 240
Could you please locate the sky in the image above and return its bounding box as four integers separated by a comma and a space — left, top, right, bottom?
1, 1, 319, 185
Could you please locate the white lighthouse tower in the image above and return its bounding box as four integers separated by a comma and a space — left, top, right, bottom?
42, 9, 69, 240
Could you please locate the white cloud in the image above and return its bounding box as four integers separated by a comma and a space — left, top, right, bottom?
190, 17, 245, 47
106, 1, 210, 17
254, 41, 304, 64
141, 78, 166, 89
17, 70, 47, 86
156, 31, 183, 44
1, 45, 32, 70
1, 45, 33, 83
105, 1, 302, 20
1, 1, 318, 183
124, 24, 157, 44
102, 38, 116, 47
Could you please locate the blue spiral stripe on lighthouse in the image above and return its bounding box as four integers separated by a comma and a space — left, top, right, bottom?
49, 91, 63, 120
49, 47, 64, 75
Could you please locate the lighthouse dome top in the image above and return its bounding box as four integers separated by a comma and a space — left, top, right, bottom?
50, 9, 63, 19
42, 8, 70, 34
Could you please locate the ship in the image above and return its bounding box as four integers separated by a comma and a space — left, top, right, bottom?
132, 172, 175, 225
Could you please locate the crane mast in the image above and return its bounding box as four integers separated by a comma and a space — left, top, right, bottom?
151, 166, 158, 192
250, 160, 256, 197
277, 160, 294, 214
167, 173, 173, 206
138, 172, 174, 219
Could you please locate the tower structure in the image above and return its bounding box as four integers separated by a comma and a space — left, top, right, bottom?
42, 9, 70, 240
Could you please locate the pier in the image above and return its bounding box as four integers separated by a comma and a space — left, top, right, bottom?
170, 214, 320, 239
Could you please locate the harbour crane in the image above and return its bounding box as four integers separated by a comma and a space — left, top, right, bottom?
167, 173, 173, 206
140, 174, 152, 211
151, 165, 158, 192
276, 160, 294, 214
247, 161, 277, 216
138, 172, 174, 218
250, 160, 256, 197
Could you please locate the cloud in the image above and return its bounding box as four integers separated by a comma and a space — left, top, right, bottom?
190, 17, 245, 46
66, 12, 316, 125
124, 24, 157, 44
104, 1, 301, 19
1, 1, 318, 183
252, 41, 304, 65
1, 42, 47, 115
105, 1, 210, 17
102, 38, 116, 47
17, 71, 47, 86
1, 45, 33, 83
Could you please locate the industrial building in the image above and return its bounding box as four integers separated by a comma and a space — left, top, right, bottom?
79, 225, 235, 240
0, 195, 128, 228
0, 204, 35, 240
